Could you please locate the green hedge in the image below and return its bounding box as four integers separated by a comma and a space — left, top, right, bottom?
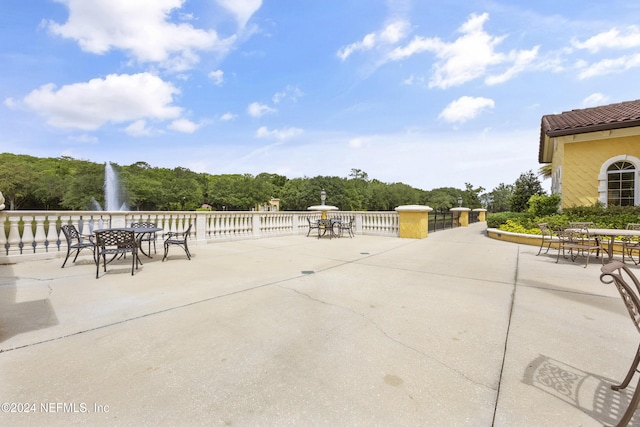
488, 205, 640, 234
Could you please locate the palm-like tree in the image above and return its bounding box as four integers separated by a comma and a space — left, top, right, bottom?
538, 164, 552, 180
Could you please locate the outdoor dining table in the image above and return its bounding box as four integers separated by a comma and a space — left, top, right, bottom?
318, 219, 341, 239
577, 228, 640, 262
95, 227, 163, 259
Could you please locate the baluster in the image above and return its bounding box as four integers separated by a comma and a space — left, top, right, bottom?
210, 214, 218, 239
243, 214, 250, 236
21, 215, 35, 253
224, 214, 230, 238
233, 214, 239, 237
205, 214, 212, 239
7, 215, 21, 255
45, 215, 59, 252
34, 215, 47, 253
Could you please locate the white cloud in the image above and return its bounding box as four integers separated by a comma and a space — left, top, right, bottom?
208, 69, 224, 86
247, 102, 276, 117
573, 26, 640, 53
220, 112, 237, 121
255, 126, 303, 140
168, 118, 199, 133
337, 20, 410, 61
387, 13, 537, 89
216, 0, 262, 29
439, 96, 495, 123
47, 0, 236, 72
348, 137, 371, 149
402, 74, 425, 86
22, 72, 182, 130
578, 53, 640, 79
582, 93, 609, 107
273, 85, 304, 104
125, 119, 153, 136
69, 134, 98, 143
485, 46, 539, 85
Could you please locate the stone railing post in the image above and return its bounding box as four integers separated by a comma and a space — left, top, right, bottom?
450, 207, 471, 227
473, 208, 487, 222
195, 212, 207, 245
354, 212, 363, 235
252, 212, 261, 238
109, 212, 127, 228
394, 205, 433, 239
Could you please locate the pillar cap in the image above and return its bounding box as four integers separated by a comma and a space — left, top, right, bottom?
395, 205, 433, 212
472, 208, 487, 212
307, 205, 339, 211
450, 207, 471, 212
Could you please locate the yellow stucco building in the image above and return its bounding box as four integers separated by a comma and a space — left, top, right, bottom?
539, 99, 640, 209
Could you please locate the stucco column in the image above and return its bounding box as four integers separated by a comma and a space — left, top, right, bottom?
395, 205, 433, 239
450, 207, 471, 227
473, 208, 487, 222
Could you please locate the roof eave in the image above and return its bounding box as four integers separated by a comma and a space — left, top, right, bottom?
546, 119, 640, 138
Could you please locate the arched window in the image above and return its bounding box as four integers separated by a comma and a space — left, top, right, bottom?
599, 155, 640, 206
607, 161, 636, 206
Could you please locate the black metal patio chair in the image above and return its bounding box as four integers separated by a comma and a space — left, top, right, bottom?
94, 228, 139, 278
162, 223, 192, 261
600, 261, 640, 426
131, 221, 158, 255
60, 224, 95, 268
306, 217, 320, 237
338, 218, 354, 238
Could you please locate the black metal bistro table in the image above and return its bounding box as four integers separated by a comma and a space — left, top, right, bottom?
95, 227, 163, 260
317, 219, 341, 239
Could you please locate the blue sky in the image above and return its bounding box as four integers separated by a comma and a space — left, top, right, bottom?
1, 0, 640, 192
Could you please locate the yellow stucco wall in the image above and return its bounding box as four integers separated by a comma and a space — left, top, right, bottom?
555, 131, 640, 208
398, 211, 428, 238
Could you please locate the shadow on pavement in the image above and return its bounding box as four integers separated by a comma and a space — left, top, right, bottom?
524, 354, 640, 426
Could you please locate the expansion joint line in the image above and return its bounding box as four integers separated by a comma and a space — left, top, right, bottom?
491, 245, 519, 426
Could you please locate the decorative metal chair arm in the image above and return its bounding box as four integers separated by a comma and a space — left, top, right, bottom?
166, 231, 189, 239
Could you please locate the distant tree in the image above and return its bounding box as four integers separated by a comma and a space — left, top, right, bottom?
510, 170, 545, 212
0, 153, 38, 209
424, 187, 461, 210
482, 183, 514, 212
348, 168, 369, 181
463, 182, 485, 209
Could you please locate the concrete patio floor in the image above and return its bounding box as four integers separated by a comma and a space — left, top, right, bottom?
0, 223, 639, 426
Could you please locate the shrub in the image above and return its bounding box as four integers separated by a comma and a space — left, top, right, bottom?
487, 212, 529, 228
528, 194, 560, 217
499, 219, 540, 235
488, 204, 640, 235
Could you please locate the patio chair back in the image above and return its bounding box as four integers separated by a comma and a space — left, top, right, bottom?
60, 224, 95, 268
600, 261, 640, 426
339, 218, 354, 238
536, 223, 554, 255
94, 228, 139, 278
555, 227, 604, 268
131, 221, 158, 254
306, 217, 320, 237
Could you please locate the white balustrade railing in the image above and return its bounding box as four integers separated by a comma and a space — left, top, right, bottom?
0, 210, 400, 262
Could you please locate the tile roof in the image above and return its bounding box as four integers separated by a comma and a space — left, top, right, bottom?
539, 99, 640, 163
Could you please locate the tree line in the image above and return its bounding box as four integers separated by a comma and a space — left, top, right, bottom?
0, 153, 545, 212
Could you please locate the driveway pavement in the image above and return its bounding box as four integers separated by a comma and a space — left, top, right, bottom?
0, 223, 638, 426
